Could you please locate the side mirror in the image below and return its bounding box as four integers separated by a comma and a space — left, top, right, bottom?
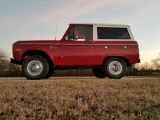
65, 35, 68, 40
65, 35, 74, 40
75, 35, 78, 40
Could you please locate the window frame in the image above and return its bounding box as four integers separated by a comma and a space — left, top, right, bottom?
64, 24, 93, 41
93, 25, 134, 41
97, 27, 130, 39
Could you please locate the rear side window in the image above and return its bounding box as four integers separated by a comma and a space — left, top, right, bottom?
97, 27, 130, 39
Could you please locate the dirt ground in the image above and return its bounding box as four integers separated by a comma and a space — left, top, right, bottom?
0, 76, 160, 120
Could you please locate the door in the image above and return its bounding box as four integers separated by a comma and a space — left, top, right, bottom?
61, 25, 94, 66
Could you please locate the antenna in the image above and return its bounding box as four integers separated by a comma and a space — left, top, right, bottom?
55, 22, 57, 40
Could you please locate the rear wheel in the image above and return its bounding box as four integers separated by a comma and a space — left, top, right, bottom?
93, 66, 106, 78
22, 55, 49, 80
103, 57, 127, 79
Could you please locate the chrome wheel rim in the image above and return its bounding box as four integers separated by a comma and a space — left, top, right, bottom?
27, 60, 43, 76
109, 61, 122, 75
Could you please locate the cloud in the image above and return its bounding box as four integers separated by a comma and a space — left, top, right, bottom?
34, 0, 160, 29
110, 0, 160, 26
2, 0, 159, 31
38, 0, 136, 22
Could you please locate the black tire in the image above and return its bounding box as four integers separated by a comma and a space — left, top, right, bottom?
103, 57, 127, 79
22, 55, 49, 80
93, 66, 106, 78
44, 66, 54, 79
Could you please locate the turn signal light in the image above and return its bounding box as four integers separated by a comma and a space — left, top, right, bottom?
15, 48, 21, 52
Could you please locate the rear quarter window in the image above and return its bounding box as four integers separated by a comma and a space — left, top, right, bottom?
97, 27, 130, 39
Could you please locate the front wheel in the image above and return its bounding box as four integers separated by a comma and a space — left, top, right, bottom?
22, 55, 49, 80
44, 66, 54, 79
103, 57, 127, 79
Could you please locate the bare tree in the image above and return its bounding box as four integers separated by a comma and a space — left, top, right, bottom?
0, 48, 22, 77
0, 48, 7, 61
140, 62, 152, 70
0, 48, 9, 76
151, 53, 160, 70
8, 63, 22, 77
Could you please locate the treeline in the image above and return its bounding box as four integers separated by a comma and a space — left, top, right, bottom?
0, 49, 22, 77
0, 48, 160, 77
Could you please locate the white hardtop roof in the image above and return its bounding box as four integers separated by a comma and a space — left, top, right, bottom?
70, 23, 130, 27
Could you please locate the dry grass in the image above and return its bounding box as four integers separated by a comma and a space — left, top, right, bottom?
0, 77, 160, 120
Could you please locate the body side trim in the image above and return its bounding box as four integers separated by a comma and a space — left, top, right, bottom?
16, 43, 138, 46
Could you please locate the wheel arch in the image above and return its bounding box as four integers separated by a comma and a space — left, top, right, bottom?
103, 56, 131, 66
22, 50, 53, 66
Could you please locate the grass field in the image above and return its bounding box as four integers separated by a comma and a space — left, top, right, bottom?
0, 77, 160, 120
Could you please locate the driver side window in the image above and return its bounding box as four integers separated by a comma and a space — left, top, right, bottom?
66, 25, 92, 41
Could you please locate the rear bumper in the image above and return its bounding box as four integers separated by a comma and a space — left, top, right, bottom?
11, 58, 21, 65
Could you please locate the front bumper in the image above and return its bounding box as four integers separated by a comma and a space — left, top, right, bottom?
11, 58, 21, 65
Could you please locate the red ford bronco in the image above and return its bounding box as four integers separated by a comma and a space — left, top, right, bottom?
11, 23, 140, 80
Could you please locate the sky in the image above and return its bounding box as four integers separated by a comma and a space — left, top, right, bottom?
0, 0, 160, 64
